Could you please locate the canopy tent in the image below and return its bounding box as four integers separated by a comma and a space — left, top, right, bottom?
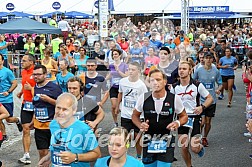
0, 11, 34, 19
0, 17, 61, 34
40, 11, 64, 18
64, 11, 94, 19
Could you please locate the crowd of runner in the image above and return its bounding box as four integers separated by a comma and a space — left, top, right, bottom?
0, 15, 252, 166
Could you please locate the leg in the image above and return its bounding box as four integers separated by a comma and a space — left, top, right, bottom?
204, 116, 212, 138
110, 98, 118, 124
5, 117, 18, 124
178, 134, 192, 167
201, 116, 205, 134
134, 132, 142, 157
227, 78, 234, 105
38, 149, 49, 160
0, 120, 6, 136
22, 123, 31, 153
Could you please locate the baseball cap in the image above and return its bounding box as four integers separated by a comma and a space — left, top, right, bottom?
180, 30, 184, 34
204, 52, 213, 58
77, 34, 84, 39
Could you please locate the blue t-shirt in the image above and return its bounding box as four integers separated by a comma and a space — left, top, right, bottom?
193, 66, 222, 104
219, 56, 237, 76
95, 155, 144, 167
129, 48, 142, 63
50, 119, 99, 167
53, 52, 61, 60
0, 41, 8, 59
75, 56, 89, 73
149, 39, 163, 49
163, 43, 176, 49
0, 67, 15, 103
56, 72, 74, 92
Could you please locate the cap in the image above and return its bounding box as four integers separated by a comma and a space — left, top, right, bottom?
168, 36, 173, 40
179, 30, 184, 34
77, 34, 84, 38
73, 42, 80, 47
160, 47, 170, 54
204, 52, 213, 58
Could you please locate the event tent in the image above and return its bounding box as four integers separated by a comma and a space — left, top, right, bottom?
0, 17, 61, 34
40, 11, 64, 18
0, 11, 34, 19
64, 11, 94, 19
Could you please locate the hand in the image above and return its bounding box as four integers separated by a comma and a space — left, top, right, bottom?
17, 92, 23, 98
233, 66, 238, 70
38, 154, 51, 167
215, 89, 221, 95
29, 121, 34, 130
223, 65, 230, 69
24, 81, 32, 90
97, 102, 103, 107
167, 121, 180, 131
39, 94, 50, 102
140, 120, 149, 132
58, 151, 75, 164
86, 120, 97, 130
242, 65, 247, 72
194, 106, 203, 115
2, 92, 9, 96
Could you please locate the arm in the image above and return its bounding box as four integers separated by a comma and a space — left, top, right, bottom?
39, 95, 56, 105
87, 106, 105, 129
2, 79, 18, 96
144, 75, 151, 88
116, 69, 128, 78
98, 91, 109, 107
51, 60, 59, 73
116, 92, 122, 114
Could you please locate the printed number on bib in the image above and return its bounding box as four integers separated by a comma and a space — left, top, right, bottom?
23, 102, 34, 111
111, 77, 120, 85
147, 140, 167, 153
203, 82, 214, 90
183, 117, 194, 129
35, 108, 49, 120
51, 144, 71, 167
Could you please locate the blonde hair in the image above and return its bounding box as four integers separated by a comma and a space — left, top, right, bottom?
109, 127, 129, 143
179, 61, 192, 71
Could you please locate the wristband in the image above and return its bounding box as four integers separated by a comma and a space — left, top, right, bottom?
174, 120, 180, 127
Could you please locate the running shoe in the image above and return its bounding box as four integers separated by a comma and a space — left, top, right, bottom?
227, 102, 231, 108
218, 94, 224, 100
18, 154, 31, 164
243, 132, 251, 137
233, 84, 237, 91
16, 117, 23, 132
202, 138, 209, 147
198, 146, 205, 158
3, 135, 8, 141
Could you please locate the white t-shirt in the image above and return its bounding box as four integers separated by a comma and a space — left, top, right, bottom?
119, 77, 148, 119
170, 83, 209, 115
134, 92, 184, 116
58, 20, 71, 32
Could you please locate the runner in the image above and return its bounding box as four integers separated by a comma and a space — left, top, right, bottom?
217, 47, 238, 107
170, 61, 213, 167
106, 49, 128, 127
95, 127, 144, 167
0, 103, 10, 148
32, 65, 62, 160
38, 93, 101, 167
17, 54, 36, 164
67, 76, 105, 131
132, 69, 188, 167
56, 59, 74, 92
0, 53, 21, 143
117, 62, 148, 159
193, 52, 223, 147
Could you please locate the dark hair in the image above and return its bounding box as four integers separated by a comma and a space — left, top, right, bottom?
247, 50, 252, 60
160, 47, 170, 54
149, 68, 167, 81
94, 41, 102, 47
0, 53, 4, 61
67, 76, 84, 92
129, 61, 141, 71
112, 48, 122, 56
225, 47, 232, 52
34, 64, 47, 74
79, 47, 86, 53
86, 59, 97, 64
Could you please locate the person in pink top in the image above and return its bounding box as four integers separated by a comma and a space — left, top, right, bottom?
143, 47, 160, 75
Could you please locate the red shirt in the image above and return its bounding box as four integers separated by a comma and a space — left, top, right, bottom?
21, 66, 36, 103
118, 42, 129, 52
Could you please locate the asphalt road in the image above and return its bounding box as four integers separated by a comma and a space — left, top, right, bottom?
0, 69, 251, 167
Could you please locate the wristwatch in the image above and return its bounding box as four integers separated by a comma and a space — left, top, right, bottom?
74, 153, 79, 163
201, 104, 206, 110
7, 90, 11, 93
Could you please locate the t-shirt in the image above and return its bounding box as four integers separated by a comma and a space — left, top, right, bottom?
193, 66, 222, 104
39, 43, 46, 59
0, 41, 8, 59
0, 67, 15, 103
56, 72, 75, 92
49, 19, 57, 28
119, 77, 148, 119
85, 74, 107, 102
50, 119, 99, 167
21, 66, 36, 103
145, 56, 160, 68
51, 38, 63, 55
109, 63, 128, 88
219, 56, 237, 76
74, 96, 99, 122
33, 81, 62, 129
170, 81, 209, 115
95, 155, 144, 167
24, 43, 35, 55
75, 56, 90, 73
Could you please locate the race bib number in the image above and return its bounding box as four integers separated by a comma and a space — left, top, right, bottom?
34, 108, 49, 120
73, 111, 85, 121
183, 117, 194, 129
23, 102, 34, 111
203, 82, 214, 90
123, 99, 136, 108
51, 145, 71, 167
111, 77, 120, 85
147, 140, 167, 153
